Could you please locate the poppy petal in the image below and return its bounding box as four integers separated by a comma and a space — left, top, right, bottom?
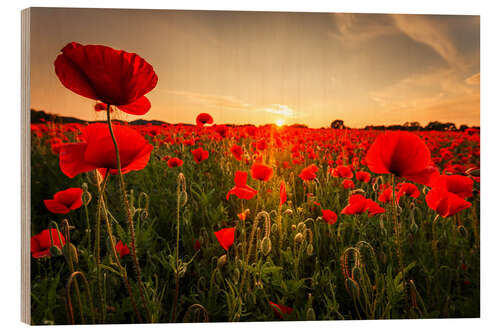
116, 96, 151, 115
44, 199, 70, 214
234, 171, 248, 187
54, 53, 99, 100
59, 142, 97, 178
57, 42, 158, 106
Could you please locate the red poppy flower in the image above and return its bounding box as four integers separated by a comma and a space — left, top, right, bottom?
192, 147, 209, 164
31, 228, 66, 259
54, 42, 158, 115
196, 113, 213, 126
429, 174, 473, 199
237, 210, 249, 222
44, 188, 83, 214
167, 157, 183, 168
378, 186, 393, 203
59, 123, 153, 178
342, 179, 355, 189
356, 171, 371, 183
269, 301, 293, 319
49, 138, 64, 155
256, 139, 267, 151
194, 239, 201, 251
230, 144, 244, 161
322, 209, 338, 224
365, 131, 438, 185
299, 164, 319, 182
226, 171, 258, 200
425, 187, 471, 217
213, 125, 229, 138
396, 182, 420, 203
279, 181, 287, 207
341, 194, 385, 217
94, 102, 110, 112
250, 163, 273, 182
115, 240, 130, 258
332, 165, 353, 178
214, 227, 235, 251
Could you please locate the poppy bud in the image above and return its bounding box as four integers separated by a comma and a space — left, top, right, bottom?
271, 223, 278, 234
306, 243, 314, 256
458, 225, 468, 238
63, 243, 79, 265
49, 245, 63, 257
294, 233, 304, 244
291, 224, 296, 231
233, 268, 240, 283
297, 222, 306, 234
141, 208, 149, 220
351, 266, 362, 282
197, 277, 206, 292
306, 307, 316, 321
410, 222, 419, 234
260, 237, 272, 256
179, 191, 188, 207
217, 254, 227, 269
284, 208, 293, 215
345, 277, 360, 300
409, 280, 418, 309
81, 183, 92, 206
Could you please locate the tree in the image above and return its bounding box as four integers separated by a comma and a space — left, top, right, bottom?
331, 119, 346, 129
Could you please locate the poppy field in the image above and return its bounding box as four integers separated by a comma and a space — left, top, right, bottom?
29, 43, 480, 324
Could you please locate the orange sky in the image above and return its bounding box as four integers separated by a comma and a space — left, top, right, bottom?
30, 8, 480, 128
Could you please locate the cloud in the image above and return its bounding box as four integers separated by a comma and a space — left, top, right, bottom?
369, 68, 479, 124
465, 73, 480, 85
390, 14, 465, 70
329, 13, 397, 44
167, 90, 302, 119
167, 90, 251, 111
256, 104, 298, 117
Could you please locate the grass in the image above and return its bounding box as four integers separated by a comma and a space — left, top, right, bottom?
30, 123, 480, 324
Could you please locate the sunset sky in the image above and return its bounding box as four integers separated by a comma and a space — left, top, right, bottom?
30, 8, 480, 128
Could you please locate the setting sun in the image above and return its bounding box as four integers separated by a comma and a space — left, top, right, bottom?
275, 119, 284, 127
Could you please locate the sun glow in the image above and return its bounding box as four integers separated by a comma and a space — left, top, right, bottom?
275, 119, 284, 127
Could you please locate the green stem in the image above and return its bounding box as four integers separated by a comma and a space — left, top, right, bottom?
99, 172, 143, 323
95, 170, 106, 323
105, 105, 151, 321
391, 174, 408, 309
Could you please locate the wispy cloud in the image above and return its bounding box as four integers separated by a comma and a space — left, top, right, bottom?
390, 14, 466, 70
256, 104, 299, 117
167, 90, 303, 119
329, 13, 397, 45
465, 73, 480, 85
167, 90, 251, 111
369, 68, 479, 124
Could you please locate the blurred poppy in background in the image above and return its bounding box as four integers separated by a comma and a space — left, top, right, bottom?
31, 228, 66, 259
214, 227, 235, 251
44, 187, 83, 214
196, 113, 213, 126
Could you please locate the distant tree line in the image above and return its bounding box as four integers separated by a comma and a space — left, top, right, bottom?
331, 119, 479, 131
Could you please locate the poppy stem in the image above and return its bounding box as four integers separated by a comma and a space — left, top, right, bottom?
98, 171, 143, 323
171, 172, 184, 322
105, 105, 151, 322
94, 170, 106, 323
391, 174, 408, 310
